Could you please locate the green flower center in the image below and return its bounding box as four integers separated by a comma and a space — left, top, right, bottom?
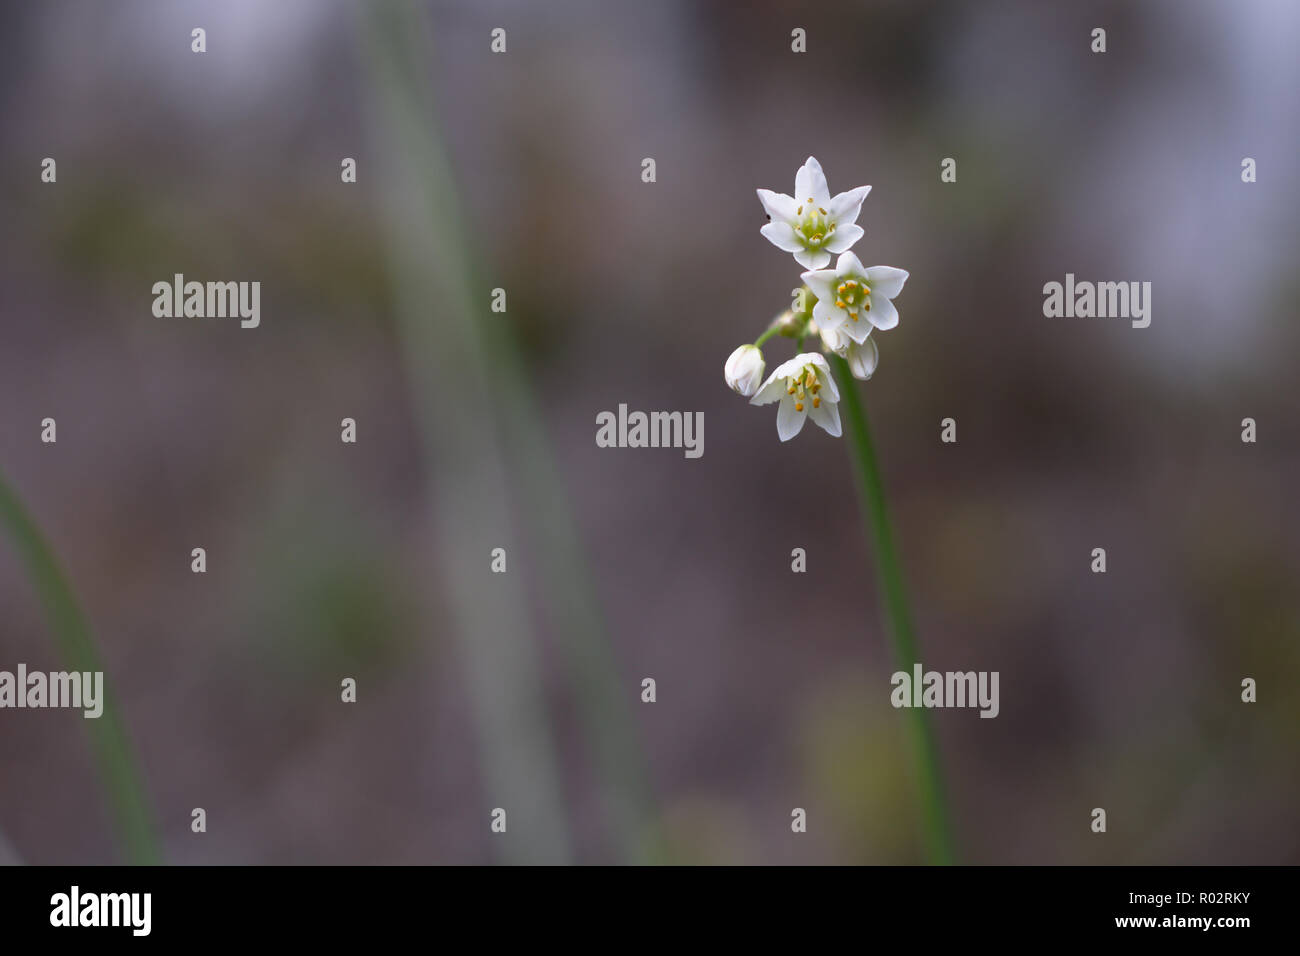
833, 276, 872, 322
795, 198, 836, 247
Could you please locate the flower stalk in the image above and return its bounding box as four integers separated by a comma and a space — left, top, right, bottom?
831, 355, 956, 865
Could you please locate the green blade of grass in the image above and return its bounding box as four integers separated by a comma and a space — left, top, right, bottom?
360, 1, 661, 863
0, 469, 161, 864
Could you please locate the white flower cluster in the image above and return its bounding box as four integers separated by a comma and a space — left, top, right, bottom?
723, 157, 909, 441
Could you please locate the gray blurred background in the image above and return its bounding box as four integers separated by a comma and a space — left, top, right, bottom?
1, 0, 1297, 864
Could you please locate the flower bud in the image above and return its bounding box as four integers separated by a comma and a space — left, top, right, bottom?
843, 336, 879, 380
724, 344, 766, 397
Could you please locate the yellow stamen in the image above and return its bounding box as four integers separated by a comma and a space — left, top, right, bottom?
796, 206, 802, 215
795, 402, 804, 412
835, 299, 845, 308
813, 397, 821, 408
818, 207, 826, 215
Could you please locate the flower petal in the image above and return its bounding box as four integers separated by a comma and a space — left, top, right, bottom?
801, 269, 837, 303
749, 369, 786, 405
824, 223, 864, 254
760, 221, 803, 253
811, 299, 845, 332
801, 351, 832, 374
819, 323, 849, 354
864, 266, 908, 299
795, 247, 830, 270
846, 337, 879, 380
828, 185, 870, 225
808, 397, 841, 437
776, 395, 807, 441
867, 295, 899, 331
756, 188, 798, 223
794, 157, 830, 205
835, 250, 866, 277
771, 354, 811, 380
842, 315, 874, 344
814, 364, 840, 402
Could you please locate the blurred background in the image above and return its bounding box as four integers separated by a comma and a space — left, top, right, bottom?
1, 0, 1297, 865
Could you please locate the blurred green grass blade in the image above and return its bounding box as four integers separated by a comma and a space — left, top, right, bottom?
361, 1, 574, 864
361, 1, 661, 863
0, 470, 161, 864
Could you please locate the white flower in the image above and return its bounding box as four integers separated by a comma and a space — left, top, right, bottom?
757, 157, 870, 270
724, 344, 766, 397
801, 252, 908, 345
750, 352, 841, 441
819, 324, 880, 380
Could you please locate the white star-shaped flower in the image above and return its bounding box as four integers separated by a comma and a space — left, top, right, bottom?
750, 352, 841, 441
801, 252, 908, 345
757, 157, 870, 270
819, 323, 880, 381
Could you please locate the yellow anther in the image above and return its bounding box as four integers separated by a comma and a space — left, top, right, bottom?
812, 383, 820, 393
787, 385, 796, 395
813, 397, 821, 408
796, 206, 802, 215
812, 233, 823, 241
795, 402, 804, 412
807, 197, 814, 203
835, 299, 845, 308
818, 207, 827, 215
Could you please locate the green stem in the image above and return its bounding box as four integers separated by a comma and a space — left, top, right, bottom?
831, 355, 956, 865
0, 470, 160, 864
754, 325, 781, 348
